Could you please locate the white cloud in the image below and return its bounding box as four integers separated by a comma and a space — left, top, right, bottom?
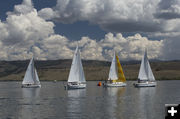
40, 0, 163, 32
38, 8, 56, 20
7, 0, 34, 15
98, 33, 163, 60
78, 37, 104, 60
0, 0, 74, 61
0, 0, 179, 61
40, 35, 73, 60
38, 0, 180, 48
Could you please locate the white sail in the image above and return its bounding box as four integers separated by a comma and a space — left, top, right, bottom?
138, 51, 148, 81
108, 52, 118, 80
34, 69, 41, 85
147, 61, 155, 81
22, 57, 41, 85
68, 46, 86, 83
22, 57, 34, 84
138, 50, 155, 81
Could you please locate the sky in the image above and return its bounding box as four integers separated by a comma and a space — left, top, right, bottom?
0, 0, 180, 61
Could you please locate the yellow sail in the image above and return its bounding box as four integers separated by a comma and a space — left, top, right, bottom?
116, 55, 126, 82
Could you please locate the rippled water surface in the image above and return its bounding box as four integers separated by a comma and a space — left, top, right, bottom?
0, 81, 180, 119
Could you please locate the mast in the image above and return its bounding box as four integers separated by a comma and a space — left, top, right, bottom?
32, 57, 35, 83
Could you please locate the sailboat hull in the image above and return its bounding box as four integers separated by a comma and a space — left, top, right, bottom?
104, 82, 126, 87
65, 83, 86, 90
22, 84, 41, 88
134, 82, 156, 87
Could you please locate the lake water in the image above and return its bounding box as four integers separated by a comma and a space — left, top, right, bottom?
0, 81, 180, 119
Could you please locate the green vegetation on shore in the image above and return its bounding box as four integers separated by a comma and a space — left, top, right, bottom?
0, 59, 180, 81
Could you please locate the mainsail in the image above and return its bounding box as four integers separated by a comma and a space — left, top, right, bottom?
108, 52, 118, 80
22, 57, 40, 85
108, 52, 126, 82
68, 46, 86, 83
138, 50, 155, 81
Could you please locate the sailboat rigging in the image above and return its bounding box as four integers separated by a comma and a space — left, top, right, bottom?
65, 46, 86, 89
134, 50, 156, 87
22, 57, 41, 88
104, 51, 126, 87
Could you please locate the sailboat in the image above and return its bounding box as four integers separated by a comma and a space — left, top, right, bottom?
104, 52, 126, 87
65, 46, 86, 89
134, 50, 156, 87
22, 57, 41, 88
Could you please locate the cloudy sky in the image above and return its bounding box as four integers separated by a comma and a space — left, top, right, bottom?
0, 0, 179, 61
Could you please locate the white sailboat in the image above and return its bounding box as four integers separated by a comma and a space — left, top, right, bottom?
65, 46, 86, 89
134, 50, 156, 87
22, 57, 41, 88
104, 52, 126, 87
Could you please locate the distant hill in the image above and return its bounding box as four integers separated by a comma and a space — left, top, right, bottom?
0, 59, 180, 81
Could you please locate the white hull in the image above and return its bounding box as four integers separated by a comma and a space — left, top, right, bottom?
134, 82, 156, 87
104, 82, 126, 87
65, 83, 86, 90
22, 84, 41, 88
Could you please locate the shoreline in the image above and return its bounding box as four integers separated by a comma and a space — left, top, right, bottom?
0, 79, 179, 82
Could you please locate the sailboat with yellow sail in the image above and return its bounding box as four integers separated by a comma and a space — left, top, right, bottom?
104, 52, 126, 87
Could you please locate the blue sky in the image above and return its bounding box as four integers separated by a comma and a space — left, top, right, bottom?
0, 0, 180, 61
0, 0, 106, 40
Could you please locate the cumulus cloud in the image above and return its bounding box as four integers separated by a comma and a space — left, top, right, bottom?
0, 0, 179, 61
39, 0, 163, 32
0, 0, 61, 60
155, 0, 180, 19
78, 37, 104, 60
54, 33, 163, 61
38, 0, 180, 42
40, 35, 73, 60
98, 33, 163, 60
37, 0, 179, 60
37, 0, 179, 33
7, 0, 34, 15
38, 8, 56, 20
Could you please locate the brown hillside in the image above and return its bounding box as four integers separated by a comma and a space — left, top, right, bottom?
0, 60, 179, 81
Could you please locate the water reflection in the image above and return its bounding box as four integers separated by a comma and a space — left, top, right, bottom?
0, 81, 179, 119
67, 89, 86, 98
19, 88, 40, 119
137, 87, 156, 119
66, 89, 86, 118
0, 82, 21, 119
107, 87, 126, 97
106, 87, 126, 119
22, 88, 40, 98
